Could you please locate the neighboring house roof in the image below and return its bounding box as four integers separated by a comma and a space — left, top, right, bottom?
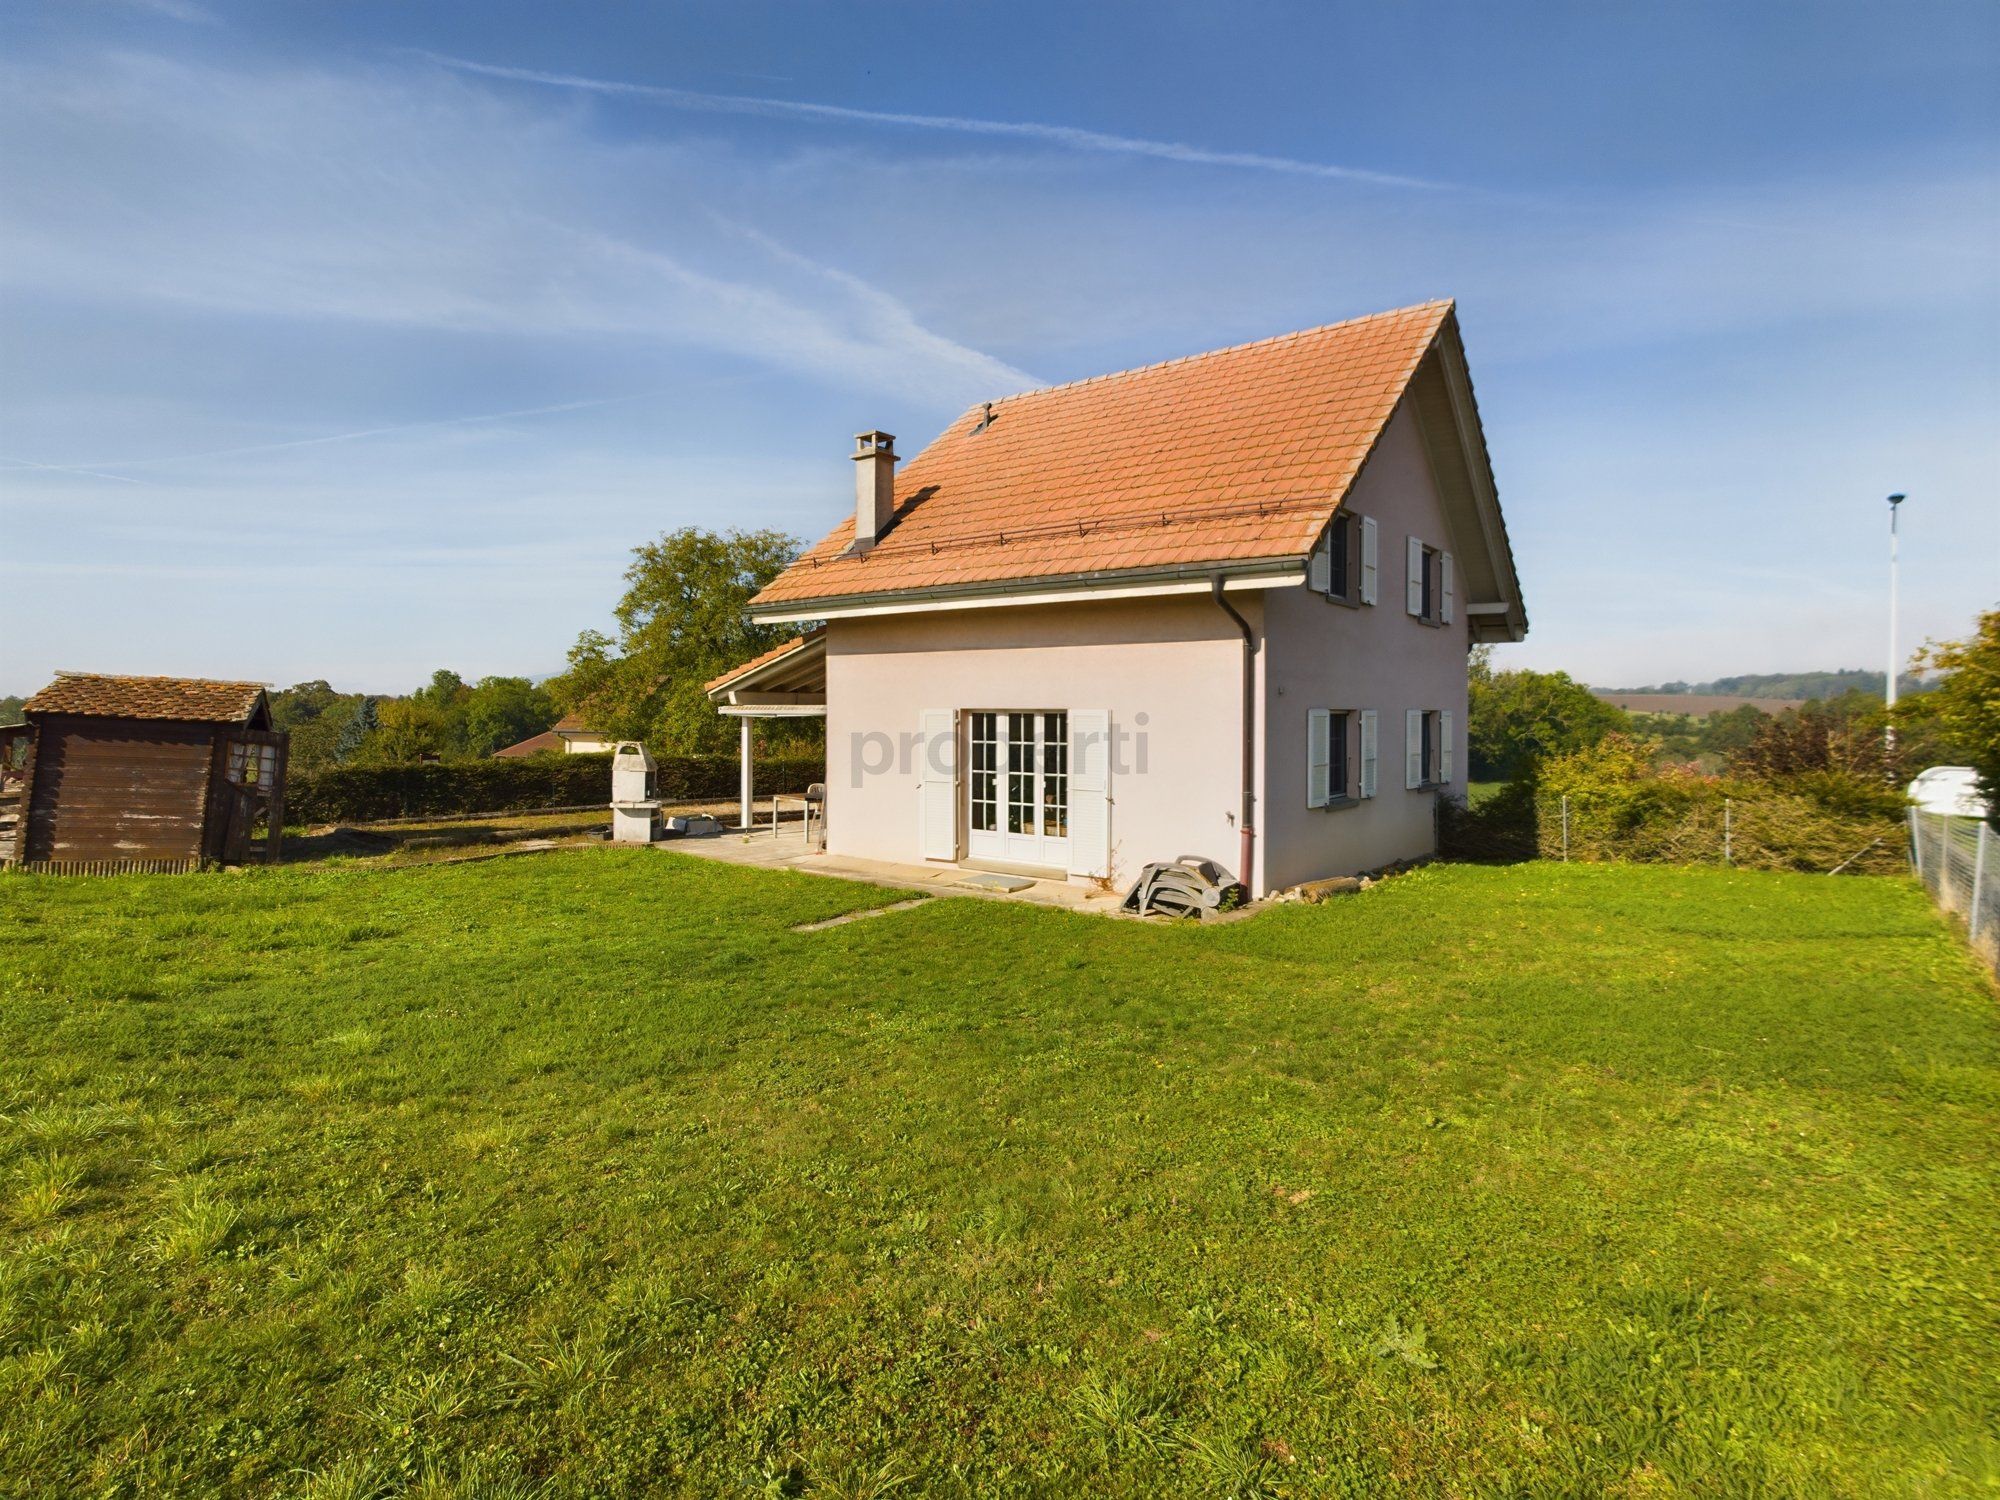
24, 671, 268, 724
492, 729, 564, 757
491, 715, 603, 757
750, 299, 1525, 640
704, 628, 827, 695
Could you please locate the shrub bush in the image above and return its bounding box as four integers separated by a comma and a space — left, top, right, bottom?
287, 753, 824, 825
1440, 735, 1906, 875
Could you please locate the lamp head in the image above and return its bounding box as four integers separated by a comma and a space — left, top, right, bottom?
1888, 493, 1906, 507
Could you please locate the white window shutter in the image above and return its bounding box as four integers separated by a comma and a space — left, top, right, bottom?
1405, 709, 1423, 789
918, 709, 957, 860
1407, 535, 1425, 617
1307, 709, 1330, 809
1360, 517, 1378, 605
1439, 710, 1454, 783
1441, 553, 1455, 626
1360, 710, 1378, 798
1308, 529, 1331, 595
1067, 709, 1112, 879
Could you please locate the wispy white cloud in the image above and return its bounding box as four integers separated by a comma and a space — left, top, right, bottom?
0, 52, 1028, 410
51, 386, 746, 473
417, 53, 1460, 192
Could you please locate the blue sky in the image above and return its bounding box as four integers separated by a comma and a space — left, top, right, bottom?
2, 0, 1995, 694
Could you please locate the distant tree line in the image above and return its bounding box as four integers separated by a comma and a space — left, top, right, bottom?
1470, 607, 1998, 826
270, 672, 558, 773
1600, 668, 1927, 701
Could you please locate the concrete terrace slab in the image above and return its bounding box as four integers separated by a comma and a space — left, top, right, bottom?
659, 824, 1131, 916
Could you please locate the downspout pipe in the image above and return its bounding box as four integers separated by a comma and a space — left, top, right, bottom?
1210, 574, 1257, 893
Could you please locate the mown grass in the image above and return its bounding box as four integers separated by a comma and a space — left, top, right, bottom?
0, 853, 1995, 1497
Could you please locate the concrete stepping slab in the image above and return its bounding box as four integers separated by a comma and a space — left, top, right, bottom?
791, 897, 933, 933
956, 872, 1036, 893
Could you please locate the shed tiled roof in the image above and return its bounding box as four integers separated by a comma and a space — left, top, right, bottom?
24, 672, 267, 723
703, 628, 825, 694
753, 300, 1453, 609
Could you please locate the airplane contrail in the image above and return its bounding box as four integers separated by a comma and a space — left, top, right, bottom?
420, 53, 1459, 193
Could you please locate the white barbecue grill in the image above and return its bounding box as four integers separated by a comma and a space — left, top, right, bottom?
609, 741, 661, 843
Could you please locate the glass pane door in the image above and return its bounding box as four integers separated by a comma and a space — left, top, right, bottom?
966, 710, 1070, 868
1006, 713, 1035, 838
1042, 711, 1068, 837
969, 712, 997, 835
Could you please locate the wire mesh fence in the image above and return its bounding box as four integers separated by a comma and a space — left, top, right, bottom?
1910, 811, 1998, 976
1442, 788, 1907, 876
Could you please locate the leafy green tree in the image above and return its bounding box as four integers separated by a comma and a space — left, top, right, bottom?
0, 695, 26, 727
356, 698, 450, 764
1902, 609, 2000, 823
414, 670, 467, 712
461, 676, 557, 757
1468, 650, 1631, 780
268, 680, 356, 772
548, 527, 806, 755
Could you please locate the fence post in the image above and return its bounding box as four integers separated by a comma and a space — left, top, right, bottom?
1723, 798, 1732, 866
1908, 806, 1922, 877
1561, 795, 1569, 863
1973, 821, 1990, 942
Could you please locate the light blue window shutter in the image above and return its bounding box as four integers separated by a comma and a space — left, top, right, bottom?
1067, 709, 1112, 879
1439, 710, 1454, 783
1359, 710, 1378, 797
1407, 536, 1425, 616
1308, 530, 1331, 594
1441, 553, 1455, 626
1307, 708, 1330, 809
1405, 709, 1423, 789
1360, 517, 1378, 605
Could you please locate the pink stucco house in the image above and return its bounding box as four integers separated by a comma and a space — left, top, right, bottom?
706, 300, 1526, 899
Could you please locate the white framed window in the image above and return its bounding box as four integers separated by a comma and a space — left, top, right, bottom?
1404, 708, 1452, 789
1307, 709, 1358, 809
1405, 537, 1455, 626
1312, 513, 1375, 608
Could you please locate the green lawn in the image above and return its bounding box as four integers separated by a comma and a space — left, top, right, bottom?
1, 855, 1995, 1498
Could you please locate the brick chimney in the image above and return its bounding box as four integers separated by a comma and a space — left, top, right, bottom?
851, 431, 897, 550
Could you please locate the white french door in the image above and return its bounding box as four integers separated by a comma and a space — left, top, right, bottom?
966, 710, 1069, 868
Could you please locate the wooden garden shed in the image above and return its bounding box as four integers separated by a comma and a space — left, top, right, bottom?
2, 673, 288, 872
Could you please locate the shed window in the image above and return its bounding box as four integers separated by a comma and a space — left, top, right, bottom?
227, 742, 278, 787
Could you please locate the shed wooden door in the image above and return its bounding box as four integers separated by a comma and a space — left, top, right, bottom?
23, 718, 212, 864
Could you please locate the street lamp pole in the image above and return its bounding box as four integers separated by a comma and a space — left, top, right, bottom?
1886, 493, 1905, 761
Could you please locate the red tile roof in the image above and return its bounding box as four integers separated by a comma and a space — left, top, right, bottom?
753, 300, 1454, 609
492, 729, 565, 757
703, 628, 825, 694
24, 672, 267, 723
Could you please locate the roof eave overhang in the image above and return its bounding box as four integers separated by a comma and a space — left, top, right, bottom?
1405, 314, 1529, 644
704, 632, 831, 704
749, 557, 1306, 625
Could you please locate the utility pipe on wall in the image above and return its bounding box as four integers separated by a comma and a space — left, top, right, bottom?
1210, 575, 1258, 893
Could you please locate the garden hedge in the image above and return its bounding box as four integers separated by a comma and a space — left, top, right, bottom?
287, 753, 823, 826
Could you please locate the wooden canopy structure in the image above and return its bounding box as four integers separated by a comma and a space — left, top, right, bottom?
1, 672, 288, 873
